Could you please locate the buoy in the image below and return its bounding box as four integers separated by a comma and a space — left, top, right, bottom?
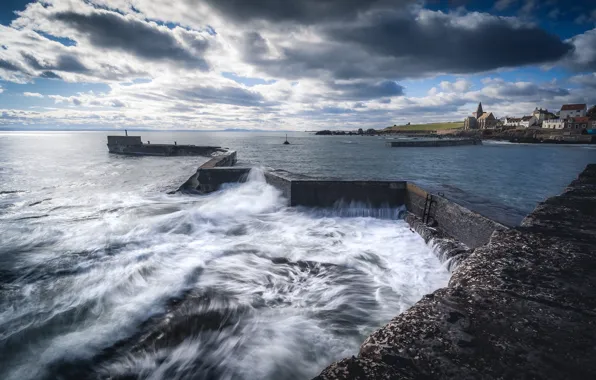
283, 134, 290, 145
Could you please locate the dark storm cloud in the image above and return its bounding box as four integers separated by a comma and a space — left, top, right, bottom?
173, 85, 273, 107
21, 52, 89, 73
325, 11, 572, 75
203, 0, 411, 23
570, 74, 596, 88
39, 71, 62, 79
0, 58, 20, 71
238, 6, 572, 80
330, 80, 404, 100
54, 54, 88, 73
51, 10, 208, 69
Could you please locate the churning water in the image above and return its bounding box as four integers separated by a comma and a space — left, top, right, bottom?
0, 133, 449, 380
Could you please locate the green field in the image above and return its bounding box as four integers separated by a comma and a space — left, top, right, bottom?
384, 122, 464, 131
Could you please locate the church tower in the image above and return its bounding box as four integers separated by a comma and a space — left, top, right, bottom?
475, 102, 484, 118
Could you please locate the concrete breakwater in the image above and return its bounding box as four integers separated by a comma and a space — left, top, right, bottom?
316, 164, 596, 380
181, 163, 506, 249
180, 157, 596, 379
107, 135, 227, 156
386, 138, 482, 147
176, 151, 237, 192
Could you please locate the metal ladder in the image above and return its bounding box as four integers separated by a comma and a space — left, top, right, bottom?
422, 193, 434, 225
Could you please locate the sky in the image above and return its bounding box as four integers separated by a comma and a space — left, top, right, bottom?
1, 0, 596, 131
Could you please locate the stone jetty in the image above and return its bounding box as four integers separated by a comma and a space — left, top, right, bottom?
314, 164, 596, 380
107, 135, 227, 156
386, 138, 482, 147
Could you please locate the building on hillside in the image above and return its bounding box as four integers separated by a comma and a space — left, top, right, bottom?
542, 119, 566, 129
569, 116, 589, 130
532, 108, 557, 125
503, 117, 521, 127
478, 112, 498, 129
463, 116, 477, 130
519, 115, 538, 128
560, 104, 587, 119
473, 102, 484, 118
464, 102, 497, 129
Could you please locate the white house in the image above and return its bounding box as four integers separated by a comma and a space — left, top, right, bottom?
519, 115, 538, 128
559, 104, 587, 120
542, 119, 566, 129
531, 108, 556, 126
503, 117, 521, 127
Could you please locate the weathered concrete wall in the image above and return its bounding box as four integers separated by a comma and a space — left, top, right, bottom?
182, 165, 503, 248
107, 136, 142, 146
386, 139, 481, 147
290, 180, 406, 207
108, 143, 225, 156
264, 169, 300, 201
200, 151, 237, 169
315, 164, 596, 380
107, 135, 226, 156
177, 151, 239, 192
195, 168, 250, 193
405, 212, 471, 271
406, 183, 506, 249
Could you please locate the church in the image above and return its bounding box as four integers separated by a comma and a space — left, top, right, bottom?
463, 102, 498, 129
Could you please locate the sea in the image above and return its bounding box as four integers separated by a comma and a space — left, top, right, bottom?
0, 131, 594, 380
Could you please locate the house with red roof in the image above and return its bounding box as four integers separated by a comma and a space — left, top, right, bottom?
568, 116, 590, 130
559, 104, 587, 120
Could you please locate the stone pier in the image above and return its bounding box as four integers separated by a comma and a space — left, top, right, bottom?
386, 138, 482, 147
314, 164, 596, 380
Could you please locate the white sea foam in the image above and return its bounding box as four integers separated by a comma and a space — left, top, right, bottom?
0, 167, 449, 380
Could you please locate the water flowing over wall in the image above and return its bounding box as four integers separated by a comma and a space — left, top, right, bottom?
315, 164, 596, 380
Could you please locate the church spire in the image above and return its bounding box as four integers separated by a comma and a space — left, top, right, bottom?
476, 102, 484, 118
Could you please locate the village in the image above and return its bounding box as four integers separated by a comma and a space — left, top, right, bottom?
463, 102, 596, 132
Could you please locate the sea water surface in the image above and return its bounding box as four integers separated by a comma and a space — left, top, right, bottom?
96, 130, 594, 224
0, 132, 453, 380
0, 131, 594, 379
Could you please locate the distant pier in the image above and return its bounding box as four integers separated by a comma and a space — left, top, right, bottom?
386, 138, 482, 147
106, 135, 227, 156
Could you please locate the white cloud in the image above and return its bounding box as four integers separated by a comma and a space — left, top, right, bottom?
564, 28, 596, 71
440, 79, 472, 93
0, 0, 592, 131
24, 92, 44, 98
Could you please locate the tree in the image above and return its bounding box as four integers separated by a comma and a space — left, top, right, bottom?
587, 105, 596, 118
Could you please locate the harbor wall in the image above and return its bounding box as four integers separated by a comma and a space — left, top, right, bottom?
315, 164, 596, 380
177, 151, 239, 192
405, 183, 506, 249
289, 180, 406, 207
183, 163, 503, 249
386, 138, 482, 147
107, 135, 225, 156
107, 136, 142, 146
108, 144, 224, 156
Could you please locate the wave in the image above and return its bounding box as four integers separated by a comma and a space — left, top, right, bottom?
0, 168, 449, 380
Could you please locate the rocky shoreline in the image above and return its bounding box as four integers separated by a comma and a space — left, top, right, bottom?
451, 129, 596, 144
314, 128, 596, 144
